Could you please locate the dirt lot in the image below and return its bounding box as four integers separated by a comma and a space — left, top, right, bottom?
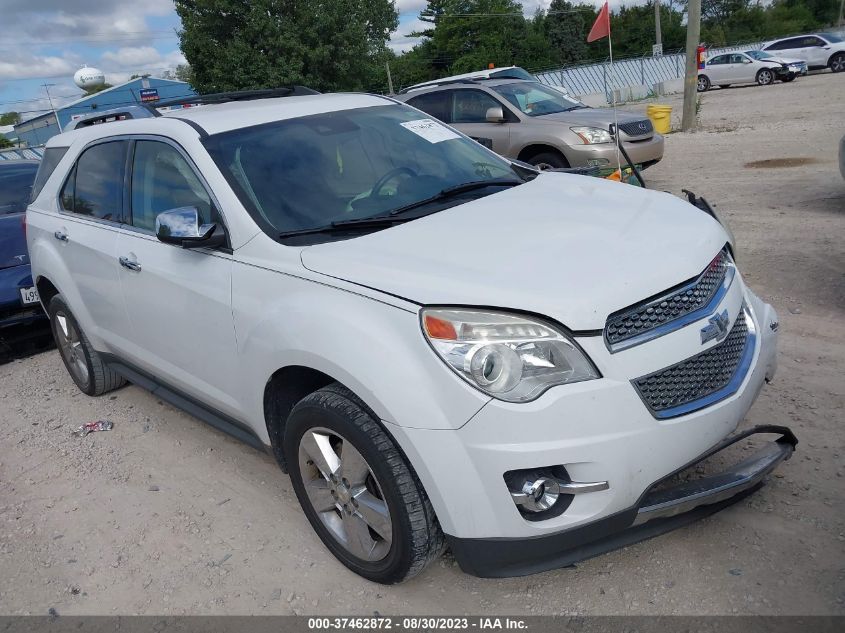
1, 74, 843, 616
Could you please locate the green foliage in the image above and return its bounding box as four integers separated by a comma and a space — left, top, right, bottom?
0, 112, 21, 126
83, 83, 113, 96
545, 0, 588, 65
392, 0, 840, 91
174, 0, 398, 93
0, 136, 13, 149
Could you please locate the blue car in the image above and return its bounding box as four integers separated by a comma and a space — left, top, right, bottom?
0, 159, 45, 331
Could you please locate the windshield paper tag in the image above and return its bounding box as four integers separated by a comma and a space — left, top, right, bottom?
400, 119, 460, 143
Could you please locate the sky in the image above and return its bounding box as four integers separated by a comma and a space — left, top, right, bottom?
0, 0, 627, 123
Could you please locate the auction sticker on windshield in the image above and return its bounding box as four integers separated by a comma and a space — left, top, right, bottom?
400, 118, 461, 143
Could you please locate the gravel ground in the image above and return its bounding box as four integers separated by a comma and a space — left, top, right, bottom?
1, 74, 843, 616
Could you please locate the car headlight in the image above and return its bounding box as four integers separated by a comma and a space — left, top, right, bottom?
570, 126, 612, 144
421, 309, 599, 403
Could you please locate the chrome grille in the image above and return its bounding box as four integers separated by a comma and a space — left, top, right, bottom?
618, 119, 653, 136
605, 249, 732, 351
632, 305, 753, 419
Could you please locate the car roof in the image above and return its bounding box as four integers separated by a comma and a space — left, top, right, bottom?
48, 92, 395, 146
399, 77, 533, 98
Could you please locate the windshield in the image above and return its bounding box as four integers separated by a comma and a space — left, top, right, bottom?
492, 82, 583, 117
204, 104, 518, 239
745, 50, 771, 60
822, 33, 843, 43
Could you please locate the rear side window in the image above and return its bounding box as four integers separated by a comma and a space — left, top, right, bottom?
60, 141, 127, 222
0, 162, 39, 215
130, 140, 215, 232
407, 91, 451, 123
767, 38, 801, 51
30, 147, 68, 202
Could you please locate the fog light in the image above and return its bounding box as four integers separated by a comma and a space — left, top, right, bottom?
505, 467, 610, 521
513, 477, 561, 512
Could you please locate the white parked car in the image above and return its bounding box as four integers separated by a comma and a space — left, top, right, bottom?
763, 33, 845, 73
26, 90, 796, 583
744, 50, 807, 76
697, 51, 799, 91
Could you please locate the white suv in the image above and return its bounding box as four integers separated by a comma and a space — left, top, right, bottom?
763, 33, 845, 72
27, 90, 796, 583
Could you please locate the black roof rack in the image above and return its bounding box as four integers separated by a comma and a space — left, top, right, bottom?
156, 86, 320, 109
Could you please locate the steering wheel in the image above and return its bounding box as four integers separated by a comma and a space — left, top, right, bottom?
371, 167, 418, 197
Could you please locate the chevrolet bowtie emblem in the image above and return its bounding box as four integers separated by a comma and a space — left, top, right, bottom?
701, 309, 730, 345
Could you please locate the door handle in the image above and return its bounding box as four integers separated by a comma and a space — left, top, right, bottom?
119, 256, 141, 272
54, 231, 68, 242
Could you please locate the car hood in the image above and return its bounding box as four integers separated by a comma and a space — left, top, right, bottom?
0, 213, 28, 270
300, 173, 730, 331
530, 108, 647, 128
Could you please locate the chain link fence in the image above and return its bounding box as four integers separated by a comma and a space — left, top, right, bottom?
533, 40, 772, 100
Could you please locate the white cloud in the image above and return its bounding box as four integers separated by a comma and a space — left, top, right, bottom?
389, 17, 428, 53
0, 53, 80, 81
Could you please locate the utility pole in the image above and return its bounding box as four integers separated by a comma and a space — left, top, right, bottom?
654, 0, 662, 55
385, 62, 394, 95
42, 83, 60, 129
681, 0, 701, 132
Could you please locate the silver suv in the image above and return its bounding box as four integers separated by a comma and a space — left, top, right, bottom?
396, 78, 664, 171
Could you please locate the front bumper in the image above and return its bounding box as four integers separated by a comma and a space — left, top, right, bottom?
448, 425, 796, 577
387, 279, 787, 576
564, 134, 664, 168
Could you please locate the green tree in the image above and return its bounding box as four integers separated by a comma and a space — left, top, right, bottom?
0, 136, 13, 149
174, 0, 398, 93
545, 0, 588, 65
0, 112, 21, 126
83, 83, 113, 96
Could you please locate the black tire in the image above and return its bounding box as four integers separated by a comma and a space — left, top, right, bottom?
527, 151, 569, 170
285, 383, 445, 584
756, 68, 774, 86
830, 52, 845, 73
697, 75, 710, 92
48, 295, 126, 396
718, 84, 731, 89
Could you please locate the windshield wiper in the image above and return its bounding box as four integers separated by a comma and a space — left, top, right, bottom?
278, 179, 522, 238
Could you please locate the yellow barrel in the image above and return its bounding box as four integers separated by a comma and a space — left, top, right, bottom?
646, 104, 672, 134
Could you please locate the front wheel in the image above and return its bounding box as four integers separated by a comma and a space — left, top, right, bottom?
48, 295, 126, 396
697, 75, 710, 92
830, 53, 845, 73
528, 151, 569, 171
756, 69, 774, 86
285, 383, 445, 584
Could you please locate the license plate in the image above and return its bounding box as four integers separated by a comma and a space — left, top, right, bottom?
19, 286, 39, 305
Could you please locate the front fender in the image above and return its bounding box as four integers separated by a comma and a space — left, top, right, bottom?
232, 261, 490, 441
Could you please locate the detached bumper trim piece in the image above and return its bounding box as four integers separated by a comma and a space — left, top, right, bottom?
446, 425, 797, 578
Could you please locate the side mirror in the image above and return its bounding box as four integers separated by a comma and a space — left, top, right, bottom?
155, 206, 226, 249
485, 106, 506, 123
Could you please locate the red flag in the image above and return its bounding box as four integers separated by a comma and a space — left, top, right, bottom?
587, 2, 610, 43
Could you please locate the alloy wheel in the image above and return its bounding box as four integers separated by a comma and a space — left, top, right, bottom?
831, 55, 845, 73
54, 311, 89, 386
697, 76, 709, 91
758, 70, 773, 85
298, 427, 392, 562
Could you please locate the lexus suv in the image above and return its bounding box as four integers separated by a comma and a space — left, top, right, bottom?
396, 78, 664, 171
27, 89, 794, 584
